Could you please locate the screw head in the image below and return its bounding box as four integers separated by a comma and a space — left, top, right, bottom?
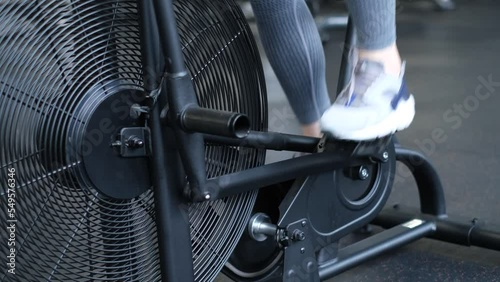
382, 151, 389, 160
126, 136, 145, 148
301, 221, 307, 227
358, 166, 369, 180
204, 193, 211, 200
300, 247, 305, 254
293, 230, 306, 241
135, 139, 144, 147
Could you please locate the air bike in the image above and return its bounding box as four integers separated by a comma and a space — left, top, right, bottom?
0, 0, 498, 281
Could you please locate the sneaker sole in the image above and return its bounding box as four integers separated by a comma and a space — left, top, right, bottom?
322, 95, 415, 141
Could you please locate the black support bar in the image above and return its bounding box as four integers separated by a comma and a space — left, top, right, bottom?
144, 1, 196, 280
395, 146, 447, 217
153, 0, 210, 201
373, 206, 500, 251
138, 0, 162, 93
318, 220, 436, 280
148, 105, 195, 282
204, 130, 320, 153
210, 152, 367, 200
152, 0, 187, 74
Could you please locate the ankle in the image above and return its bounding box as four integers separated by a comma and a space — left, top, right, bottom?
302, 122, 322, 138
357, 44, 402, 77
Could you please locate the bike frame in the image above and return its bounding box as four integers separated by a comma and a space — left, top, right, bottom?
138, 0, 363, 280
138, 1, 195, 280
138, 1, 500, 281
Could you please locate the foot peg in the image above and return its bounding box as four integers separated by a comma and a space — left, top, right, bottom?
180, 106, 251, 138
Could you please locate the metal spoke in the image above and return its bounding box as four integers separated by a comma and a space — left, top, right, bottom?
47, 195, 96, 281
0, 149, 43, 170
1, 80, 84, 124
18, 161, 82, 190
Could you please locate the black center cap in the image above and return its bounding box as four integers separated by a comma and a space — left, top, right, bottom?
76, 82, 151, 199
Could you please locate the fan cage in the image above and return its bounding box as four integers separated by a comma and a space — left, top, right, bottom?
0, 0, 267, 281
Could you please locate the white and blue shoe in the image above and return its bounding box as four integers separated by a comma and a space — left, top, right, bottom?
320, 60, 415, 141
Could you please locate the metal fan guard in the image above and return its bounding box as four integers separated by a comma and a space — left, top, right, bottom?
0, 1, 267, 281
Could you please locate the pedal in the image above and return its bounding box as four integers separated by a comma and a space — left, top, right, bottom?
318, 134, 393, 162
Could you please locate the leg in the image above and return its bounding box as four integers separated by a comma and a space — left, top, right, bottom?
346, 0, 401, 76
320, 0, 415, 141
250, 0, 331, 137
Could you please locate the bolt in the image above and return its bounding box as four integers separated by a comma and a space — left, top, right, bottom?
126, 136, 145, 148
382, 151, 389, 161
358, 166, 369, 180
130, 104, 150, 119
110, 140, 122, 148
301, 221, 307, 227
300, 247, 305, 254
277, 229, 290, 247
293, 230, 306, 241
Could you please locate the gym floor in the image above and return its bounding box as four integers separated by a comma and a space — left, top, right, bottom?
218, 0, 500, 281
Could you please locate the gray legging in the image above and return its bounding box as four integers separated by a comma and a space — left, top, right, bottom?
250, 0, 396, 125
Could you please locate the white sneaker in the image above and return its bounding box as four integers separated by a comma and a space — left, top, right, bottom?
320, 60, 415, 141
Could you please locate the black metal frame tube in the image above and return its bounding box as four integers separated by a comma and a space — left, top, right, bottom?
374, 207, 500, 251
138, 0, 162, 93
150, 0, 186, 74
139, 1, 195, 281
470, 226, 500, 251
153, 0, 209, 201
211, 152, 368, 200
395, 146, 447, 217
318, 221, 436, 280
148, 105, 195, 281
204, 131, 320, 153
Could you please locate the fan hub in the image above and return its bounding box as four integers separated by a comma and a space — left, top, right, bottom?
70, 81, 151, 199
